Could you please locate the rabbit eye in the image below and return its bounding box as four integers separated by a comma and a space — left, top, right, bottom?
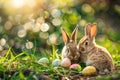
85, 41, 88, 46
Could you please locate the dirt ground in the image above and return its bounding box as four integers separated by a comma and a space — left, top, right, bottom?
0, 67, 120, 80
39, 68, 120, 80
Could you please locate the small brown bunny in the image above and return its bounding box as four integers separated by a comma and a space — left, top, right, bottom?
78, 23, 114, 74
61, 27, 80, 64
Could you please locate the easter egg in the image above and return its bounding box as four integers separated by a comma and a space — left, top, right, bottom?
38, 57, 49, 64
52, 59, 61, 67
61, 58, 71, 67
70, 64, 81, 70
82, 66, 97, 76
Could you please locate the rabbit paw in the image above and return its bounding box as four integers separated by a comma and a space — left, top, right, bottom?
98, 68, 110, 75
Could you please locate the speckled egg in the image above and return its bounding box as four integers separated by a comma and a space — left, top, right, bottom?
52, 59, 61, 67
38, 57, 49, 64
61, 58, 71, 67
82, 66, 97, 76
70, 64, 81, 70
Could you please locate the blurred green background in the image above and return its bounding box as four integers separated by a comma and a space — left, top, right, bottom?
0, 0, 120, 62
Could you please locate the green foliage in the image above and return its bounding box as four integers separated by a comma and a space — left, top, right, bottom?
0, 46, 82, 79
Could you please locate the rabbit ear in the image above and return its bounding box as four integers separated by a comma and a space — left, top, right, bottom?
85, 23, 91, 36
90, 24, 97, 38
61, 28, 70, 43
71, 26, 78, 42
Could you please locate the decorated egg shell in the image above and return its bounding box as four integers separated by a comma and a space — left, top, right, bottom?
82, 66, 97, 76
52, 59, 61, 67
61, 58, 71, 67
38, 57, 49, 64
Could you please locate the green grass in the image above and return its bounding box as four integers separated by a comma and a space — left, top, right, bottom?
0, 46, 82, 80
0, 37, 120, 80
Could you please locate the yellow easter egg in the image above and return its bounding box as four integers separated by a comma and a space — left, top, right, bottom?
82, 66, 97, 76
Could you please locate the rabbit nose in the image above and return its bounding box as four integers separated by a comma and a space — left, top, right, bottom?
74, 55, 78, 59
73, 55, 78, 60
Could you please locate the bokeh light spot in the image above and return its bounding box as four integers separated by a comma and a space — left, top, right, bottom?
82, 4, 92, 13
79, 19, 86, 26
40, 23, 49, 32
4, 20, 13, 30
15, 14, 22, 24
17, 29, 26, 38
10, 0, 25, 8
51, 9, 61, 18
0, 38, 6, 46
24, 22, 34, 30
52, 18, 62, 26
39, 32, 49, 39
49, 34, 57, 44
36, 17, 45, 24
25, 41, 34, 49
32, 23, 41, 32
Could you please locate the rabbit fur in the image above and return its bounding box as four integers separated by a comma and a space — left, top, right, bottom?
77, 23, 114, 74
61, 27, 80, 64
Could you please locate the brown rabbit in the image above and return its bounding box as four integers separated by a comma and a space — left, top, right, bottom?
78, 23, 114, 74
61, 27, 80, 64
